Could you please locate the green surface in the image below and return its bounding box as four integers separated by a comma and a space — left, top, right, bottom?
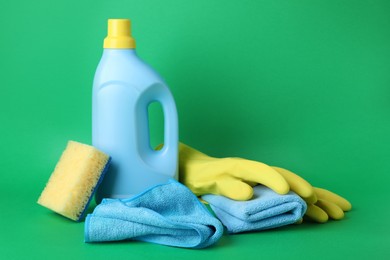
1, 0, 389, 259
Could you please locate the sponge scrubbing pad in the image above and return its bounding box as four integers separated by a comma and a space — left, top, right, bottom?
37, 141, 110, 221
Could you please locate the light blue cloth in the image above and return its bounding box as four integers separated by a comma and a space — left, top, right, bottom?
85, 179, 223, 248
202, 185, 307, 234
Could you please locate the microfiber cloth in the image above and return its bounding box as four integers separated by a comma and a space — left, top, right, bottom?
85, 179, 223, 248
202, 185, 307, 234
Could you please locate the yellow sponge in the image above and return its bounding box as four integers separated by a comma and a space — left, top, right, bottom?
37, 141, 110, 221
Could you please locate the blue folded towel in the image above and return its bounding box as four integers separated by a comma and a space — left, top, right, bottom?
202, 185, 307, 234
85, 179, 223, 248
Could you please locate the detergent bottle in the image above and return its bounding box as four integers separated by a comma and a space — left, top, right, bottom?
92, 19, 178, 202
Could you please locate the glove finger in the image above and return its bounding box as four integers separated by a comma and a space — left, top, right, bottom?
314, 187, 352, 211
272, 166, 317, 204
229, 159, 289, 195
305, 204, 329, 223
316, 199, 344, 220
215, 176, 254, 201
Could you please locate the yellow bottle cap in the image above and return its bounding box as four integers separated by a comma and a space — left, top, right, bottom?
104, 19, 136, 49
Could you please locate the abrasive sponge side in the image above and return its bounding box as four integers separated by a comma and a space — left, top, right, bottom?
37, 141, 111, 221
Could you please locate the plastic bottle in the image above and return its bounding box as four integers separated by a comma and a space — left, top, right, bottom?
92, 19, 178, 202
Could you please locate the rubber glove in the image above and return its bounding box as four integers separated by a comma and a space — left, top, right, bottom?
179, 143, 290, 201
272, 167, 352, 223
178, 143, 351, 223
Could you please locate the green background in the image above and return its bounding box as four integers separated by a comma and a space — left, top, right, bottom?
1, 0, 389, 259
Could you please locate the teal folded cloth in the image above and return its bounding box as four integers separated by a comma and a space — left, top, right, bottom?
202, 185, 307, 234
85, 179, 223, 248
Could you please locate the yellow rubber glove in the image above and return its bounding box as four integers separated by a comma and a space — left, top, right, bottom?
272, 167, 352, 223
179, 143, 290, 200
305, 187, 352, 223
178, 143, 352, 223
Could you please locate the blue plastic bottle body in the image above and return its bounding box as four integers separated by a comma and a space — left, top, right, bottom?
93, 49, 178, 202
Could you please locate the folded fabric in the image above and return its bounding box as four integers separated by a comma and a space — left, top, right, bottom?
202, 185, 307, 234
85, 179, 223, 248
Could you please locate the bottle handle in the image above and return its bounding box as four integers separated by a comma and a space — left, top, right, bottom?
136, 83, 178, 175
